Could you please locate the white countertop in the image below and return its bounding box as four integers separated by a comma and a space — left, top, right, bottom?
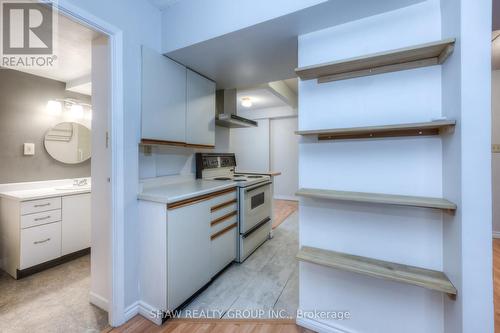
0, 186, 91, 201
138, 179, 237, 204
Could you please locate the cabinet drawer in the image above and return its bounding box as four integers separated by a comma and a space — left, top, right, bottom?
209, 190, 237, 211
20, 221, 61, 269
21, 209, 61, 229
211, 202, 238, 220
210, 210, 237, 235
210, 224, 237, 277
21, 197, 61, 215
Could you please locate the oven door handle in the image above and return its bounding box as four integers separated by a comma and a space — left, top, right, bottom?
242, 217, 271, 239
244, 181, 272, 193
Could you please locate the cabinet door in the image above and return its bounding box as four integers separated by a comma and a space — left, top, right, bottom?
142, 46, 186, 143
62, 194, 91, 255
186, 69, 216, 146
167, 200, 211, 310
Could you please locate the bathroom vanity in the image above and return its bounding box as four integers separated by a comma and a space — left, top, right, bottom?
0, 178, 91, 279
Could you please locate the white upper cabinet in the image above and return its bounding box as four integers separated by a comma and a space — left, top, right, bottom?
141, 46, 186, 143
186, 69, 216, 147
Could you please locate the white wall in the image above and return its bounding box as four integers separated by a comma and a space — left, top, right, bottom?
230, 119, 270, 171
60, 0, 162, 318
492, 70, 500, 236
298, 1, 447, 332
270, 117, 299, 200
441, 0, 493, 332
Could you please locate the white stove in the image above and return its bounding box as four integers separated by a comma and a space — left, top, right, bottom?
196, 153, 272, 262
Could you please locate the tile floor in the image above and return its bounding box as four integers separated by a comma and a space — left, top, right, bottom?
0, 255, 108, 333
180, 211, 299, 320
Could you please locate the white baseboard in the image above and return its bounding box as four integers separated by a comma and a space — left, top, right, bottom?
124, 301, 139, 322
493, 231, 500, 239
122, 300, 163, 326
296, 317, 353, 333
89, 292, 109, 312
274, 195, 298, 201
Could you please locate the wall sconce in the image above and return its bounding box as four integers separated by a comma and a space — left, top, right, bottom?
46, 100, 62, 116
46, 98, 91, 120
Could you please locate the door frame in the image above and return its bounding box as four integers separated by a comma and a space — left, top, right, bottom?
55, 1, 125, 326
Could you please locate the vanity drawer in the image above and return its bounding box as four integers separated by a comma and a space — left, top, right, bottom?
21, 209, 62, 229
21, 197, 61, 215
20, 221, 61, 269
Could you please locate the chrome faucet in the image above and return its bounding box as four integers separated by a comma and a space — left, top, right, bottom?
73, 179, 88, 187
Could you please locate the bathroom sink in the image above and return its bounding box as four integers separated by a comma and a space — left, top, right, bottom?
54, 186, 91, 191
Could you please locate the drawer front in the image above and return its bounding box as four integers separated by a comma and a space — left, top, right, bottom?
20, 221, 61, 269
21, 197, 61, 215
209, 190, 237, 210
21, 209, 62, 229
210, 210, 237, 235
211, 202, 238, 220
210, 225, 237, 277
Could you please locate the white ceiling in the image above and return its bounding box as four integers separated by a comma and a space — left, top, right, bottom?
12, 12, 100, 95
148, 0, 183, 10
166, 0, 424, 89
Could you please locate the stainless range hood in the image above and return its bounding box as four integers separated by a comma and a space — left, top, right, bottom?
216, 89, 258, 128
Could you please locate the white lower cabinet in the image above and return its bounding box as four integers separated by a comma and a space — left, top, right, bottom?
62, 194, 91, 255
0, 193, 91, 279
210, 227, 237, 277
20, 221, 61, 269
138, 187, 238, 319
167, 200, 211, 310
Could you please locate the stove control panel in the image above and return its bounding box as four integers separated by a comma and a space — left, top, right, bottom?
196, 153, 237, 178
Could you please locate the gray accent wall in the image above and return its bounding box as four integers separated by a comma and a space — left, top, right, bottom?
0, 68, 91, 184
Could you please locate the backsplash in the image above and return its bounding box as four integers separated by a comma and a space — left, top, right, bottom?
0, 69, 92, 184
139, 126, 230, 179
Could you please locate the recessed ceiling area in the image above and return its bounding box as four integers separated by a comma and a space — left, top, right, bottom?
237, 89, 288, 112
165, 0, 424, 89
7, 12, 100, 96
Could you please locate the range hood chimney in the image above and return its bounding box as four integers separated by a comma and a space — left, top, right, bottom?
216, 89, 258, 128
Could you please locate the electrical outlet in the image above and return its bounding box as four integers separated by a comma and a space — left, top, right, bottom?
24, 143, 35, 155
493, 144, 500, 153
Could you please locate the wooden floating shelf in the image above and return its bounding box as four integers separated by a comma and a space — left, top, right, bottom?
141, 139, 215, 149
297, 246, 457, 298
295, 38, 455, 83
296, 188, 457, 211
295, 120, 456, 141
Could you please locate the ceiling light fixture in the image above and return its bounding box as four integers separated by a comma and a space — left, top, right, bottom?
241, 97, 252, 108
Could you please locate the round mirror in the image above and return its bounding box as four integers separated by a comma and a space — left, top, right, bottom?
44, 122, 91, 164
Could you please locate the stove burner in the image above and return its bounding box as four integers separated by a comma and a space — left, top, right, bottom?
214, 177, 232, 180
247, 175, 263, 178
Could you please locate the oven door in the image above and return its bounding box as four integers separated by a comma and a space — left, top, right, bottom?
239, 181, 272, 234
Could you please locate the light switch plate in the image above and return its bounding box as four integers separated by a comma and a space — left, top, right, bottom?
24, 143, 35, 155
493, 144, 500, 153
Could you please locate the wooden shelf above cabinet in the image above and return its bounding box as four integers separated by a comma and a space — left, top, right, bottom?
295, 38, 455, 83
295, 120, 456, 141
296, 188, 457, 212
140, 139, 215, 149
296, 246, 457, 298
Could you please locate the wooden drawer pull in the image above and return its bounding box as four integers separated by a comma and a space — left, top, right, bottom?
167, 187, 236, 210
211, 199, 237, 212
211, 223, 237, 240
211, 211, 237, 227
